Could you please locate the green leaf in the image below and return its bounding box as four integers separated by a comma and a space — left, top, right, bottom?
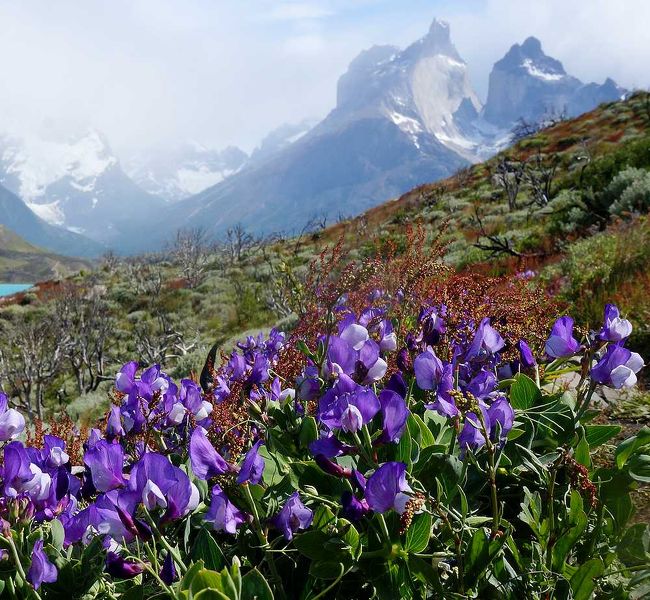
411, 414, 435, 448
585, 424, 621, 447
181, 561, 205, 591
616, 426, 650, 469
311, 505, 336, 531
570, 559, 604, 600
241, 568, 274, 600
506, 428, 525, 441
407, 555, 442, 592
464, 528, 490, 584
339, 519, 361, 557
194, 590, 232, 600
298, 416, 318, 448
191, 568, 225, 595
574, 432, 591, 468
395, 426, 413, 467
552, 491, 588, 571
120, 585, 144, 600
50, 519, 65, 550
509, 373, 541, 410
293, 530, 332, 561
628, 453, 650, 483
192, 528, 226, 571
309, 560, 345, 580
405, 512, 431, 554
618, 524, 650, 566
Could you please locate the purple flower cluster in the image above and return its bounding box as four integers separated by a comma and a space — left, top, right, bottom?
0, 297, 643, 592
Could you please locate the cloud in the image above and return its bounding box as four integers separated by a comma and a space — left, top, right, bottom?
267, 2, 334, 21
0, 0, 646, 159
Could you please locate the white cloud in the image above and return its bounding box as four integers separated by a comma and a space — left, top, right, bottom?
0, 0, 646, 160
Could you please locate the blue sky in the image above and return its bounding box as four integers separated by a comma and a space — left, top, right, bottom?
0, 0, 647, 155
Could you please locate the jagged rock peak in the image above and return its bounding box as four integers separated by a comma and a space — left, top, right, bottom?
497, 36, 566, 77
404, 18, 462, 62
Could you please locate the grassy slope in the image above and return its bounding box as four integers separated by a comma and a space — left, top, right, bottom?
306, 91, 650, 354
0, 224, 91, 283
1, 93, 648, 423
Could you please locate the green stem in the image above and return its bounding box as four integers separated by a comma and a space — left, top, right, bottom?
309, 564, 347, 600
351, 431, 374, 466
5, 534, 41, 600
376, 513, 392, 545
243, 484, 287, 600
545, 468, 557, 571
143, 510, 187, 576
476, 410, 500, 536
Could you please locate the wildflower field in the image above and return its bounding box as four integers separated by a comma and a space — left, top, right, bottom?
0, 233, 647, 600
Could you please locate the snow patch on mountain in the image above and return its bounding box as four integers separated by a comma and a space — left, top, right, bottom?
26, 200, 65, 226
128, 143, 249, 201
0, 129, 116, 205
522, 58, 564, 81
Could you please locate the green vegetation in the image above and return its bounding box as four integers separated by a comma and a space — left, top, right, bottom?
0, 92, 648, 422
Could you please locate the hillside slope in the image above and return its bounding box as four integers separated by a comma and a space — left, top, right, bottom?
0, 183, 104, 257
0, 224, 91, 282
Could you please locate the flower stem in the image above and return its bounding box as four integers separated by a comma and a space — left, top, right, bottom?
142, 510, 187, 576
243, 484, 287, 600
4, 534, 41, 600
377, 513, 392, 545
476, 410, 500, 536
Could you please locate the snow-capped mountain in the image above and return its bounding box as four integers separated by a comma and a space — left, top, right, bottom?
139, 19, 626, 251
249, 118, 318, 165
0, 128, 162, 246
482, 36, 626, 128
127, 143, 249, 202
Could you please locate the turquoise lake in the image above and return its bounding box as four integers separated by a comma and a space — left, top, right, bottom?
0, 284, 32, 297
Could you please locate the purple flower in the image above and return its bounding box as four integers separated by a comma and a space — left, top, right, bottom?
466, 318, 505, 361
591, 344, 644, 388
340, 323, 369, 351
341, 491, 370, 522
364, 462, 412, 514
516, 340, 536, 369
418, 307, 446, 346
106, 552, 146, 579
458, 411, 488, 451
385, 372, 408, 398
487, 397, 514, 440
424, 364, 458, 418
314, 455, 350, 477
272, 492, 313, 540
356, 340, 388, 384
128, 452, 199, 521
465, 369, 497, 401
378, 390, 409, 443
41, 435, 69, 470
160, 552, 177, 585
106, 405, 125, 439
189, 427, 230, 480
309, 434, 352, 459
340, 405, 364, 433
545, 316, 580, 358
205, 485, 249, 534
84, 440, 126, 493
0, 393, 25, 442
317, 374, 380, 431
27, 540, 57, 589
396, 348, 412, 374
413, 349, 444, 391
325, 336, 357, 376
247, 353, 270, 386
115, 361, 138, 394
237, 440, 265, 485
599, 304, 633, 342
